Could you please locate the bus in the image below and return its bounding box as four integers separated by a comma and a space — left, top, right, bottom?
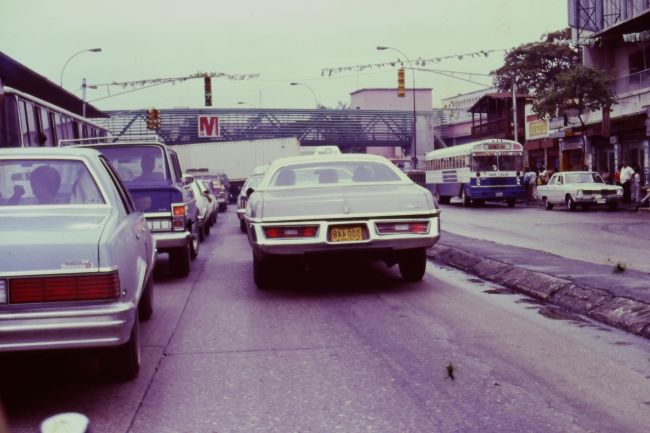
424, 139, 525, 207
0, 51, 109, 148
0, 87, 108, 148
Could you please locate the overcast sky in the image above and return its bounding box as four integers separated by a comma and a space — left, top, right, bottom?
2, 0, 567, 111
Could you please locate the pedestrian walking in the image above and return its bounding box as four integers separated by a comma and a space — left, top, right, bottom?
635, 186, 650, 212
620, 162, 634, 203
523, 167, 530, 202
632, 165, 641, 203
528, 168, 538, 201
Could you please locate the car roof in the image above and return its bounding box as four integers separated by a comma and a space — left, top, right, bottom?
268, 153, 391, 169
0, 147, 102, 158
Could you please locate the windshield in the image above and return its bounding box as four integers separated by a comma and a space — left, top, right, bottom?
268, 161, 402, 187
0, 159, 104, 206
472, 152, 523, 172
93, 145, 169, 186
565, 172, 604, 184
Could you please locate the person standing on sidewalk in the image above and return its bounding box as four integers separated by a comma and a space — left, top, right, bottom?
620, 162, 634, 203
523, 167, 530, 202
632, 165, 641, 203
528, 168, 538, 202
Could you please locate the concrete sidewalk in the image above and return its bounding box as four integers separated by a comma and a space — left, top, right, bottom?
427, 231, 650, 338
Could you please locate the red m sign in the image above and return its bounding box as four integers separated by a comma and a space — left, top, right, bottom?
198, 116, 220, 137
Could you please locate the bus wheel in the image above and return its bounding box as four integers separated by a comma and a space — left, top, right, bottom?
507, 198, 516, 208
461, 188, 471, 207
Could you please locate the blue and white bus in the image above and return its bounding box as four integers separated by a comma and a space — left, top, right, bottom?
424, 139, 525, 207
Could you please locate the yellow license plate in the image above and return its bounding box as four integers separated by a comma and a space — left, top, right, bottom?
329, 226, 364, 242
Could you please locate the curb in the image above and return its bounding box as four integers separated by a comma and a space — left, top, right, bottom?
427, 244, 650, 339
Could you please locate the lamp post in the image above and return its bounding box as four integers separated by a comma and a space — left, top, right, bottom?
81, 78, 98, 118
60, 48, 102, 88
377, 46, 417, 167
289, 82, 320, 108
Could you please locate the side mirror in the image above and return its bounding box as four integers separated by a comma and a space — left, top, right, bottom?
246, 187, 255, 198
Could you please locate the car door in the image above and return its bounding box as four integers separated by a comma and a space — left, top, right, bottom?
99, 156, 151, 290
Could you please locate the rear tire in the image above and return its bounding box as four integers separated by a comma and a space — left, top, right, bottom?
439, 196, 451, 204
253, 254, 275, 289
398, 248, 427, 282
544, 197, 554, 210
169, 244, 191, 277
108, 311, 140, 381
138, 276, 154, 321
506, 198, 516, 208
219, 202, 227, 212
461, 188, 471, 207
608, 202, 618, 211
203, 221, 211, 237
190, 223, 200, 260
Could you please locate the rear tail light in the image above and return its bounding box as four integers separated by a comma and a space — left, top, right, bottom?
376, 221, 430, 234
172, 204, 186, 217
263, 225, 319, 239
9, 272, 121, 304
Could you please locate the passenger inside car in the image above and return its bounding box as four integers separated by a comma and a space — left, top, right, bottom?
29, 165, 61, 204
318, 169, 338, 184
134, 153, 163, 182
352, 166, 373, 182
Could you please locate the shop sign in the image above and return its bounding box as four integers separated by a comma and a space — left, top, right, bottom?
560, 137, 583, 151
548, 116, 566, 138
525, 115, 549, 140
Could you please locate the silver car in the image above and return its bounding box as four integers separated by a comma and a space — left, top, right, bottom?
0, 148, 156, 380
245, 154, 441, 288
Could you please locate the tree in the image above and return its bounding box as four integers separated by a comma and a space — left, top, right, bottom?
493, 28, 615, 123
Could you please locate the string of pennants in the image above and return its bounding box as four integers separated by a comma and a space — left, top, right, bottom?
321, 49, 506, 77
93, 71, 261, 89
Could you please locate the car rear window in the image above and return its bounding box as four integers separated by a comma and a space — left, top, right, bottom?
0, 159, 105, 206
268, 161, 402, 187
92, 145, 169, 186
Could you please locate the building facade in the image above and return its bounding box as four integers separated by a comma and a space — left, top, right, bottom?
350, 88, 434, 163
569, 0, 650, 184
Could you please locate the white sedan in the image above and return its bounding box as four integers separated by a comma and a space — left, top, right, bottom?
537, 171, 623, 211
245, 154, 441, 288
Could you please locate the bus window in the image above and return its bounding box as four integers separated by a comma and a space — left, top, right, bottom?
54, 114, 67, 141
17, 100, 31, 147
82, 124, 88, 138
499, 154, 523, 171
72, 121, 80, 139
25, 102, 41, 147
472, 154, 498, 172
37, 108, 54, 146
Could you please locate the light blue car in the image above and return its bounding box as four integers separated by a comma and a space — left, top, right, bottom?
0, 147, 156, 380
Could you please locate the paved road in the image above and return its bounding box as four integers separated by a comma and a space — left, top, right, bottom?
3, 212, 650, 433
440, 200, 650, 273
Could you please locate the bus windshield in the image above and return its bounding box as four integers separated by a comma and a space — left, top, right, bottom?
472, 152, 523, 172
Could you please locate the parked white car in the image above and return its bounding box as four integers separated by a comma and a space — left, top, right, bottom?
0, 147, 156, 380
537, 171, 623, 211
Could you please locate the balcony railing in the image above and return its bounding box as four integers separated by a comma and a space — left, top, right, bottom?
614, 69, 650, 95
471, 118, 510, 137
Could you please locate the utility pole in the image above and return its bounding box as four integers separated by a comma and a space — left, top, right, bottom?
82, 78, 87, 118
512, 80, 519, 143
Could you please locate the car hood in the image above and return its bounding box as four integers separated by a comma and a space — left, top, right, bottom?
0, 209, 110, 274
258, 183, 434, 220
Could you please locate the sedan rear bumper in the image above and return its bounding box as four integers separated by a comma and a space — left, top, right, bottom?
0, 302, 135, 352
153, 231, 191, 250
249, 216, 440, 256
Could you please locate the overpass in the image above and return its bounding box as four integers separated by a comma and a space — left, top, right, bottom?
95, 108, 446, 150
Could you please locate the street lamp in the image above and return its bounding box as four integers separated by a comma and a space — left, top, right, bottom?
60, 48, 102, 88
377, 45, 418, 167
289, 82, 320, 108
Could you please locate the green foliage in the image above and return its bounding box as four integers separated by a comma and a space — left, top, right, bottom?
494, 28, 615, 120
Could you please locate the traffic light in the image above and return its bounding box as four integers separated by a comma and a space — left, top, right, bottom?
397, 68, 405, 97
153, 108, 161, 130
204, 76, 212, 107
146, 108, 156, 130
